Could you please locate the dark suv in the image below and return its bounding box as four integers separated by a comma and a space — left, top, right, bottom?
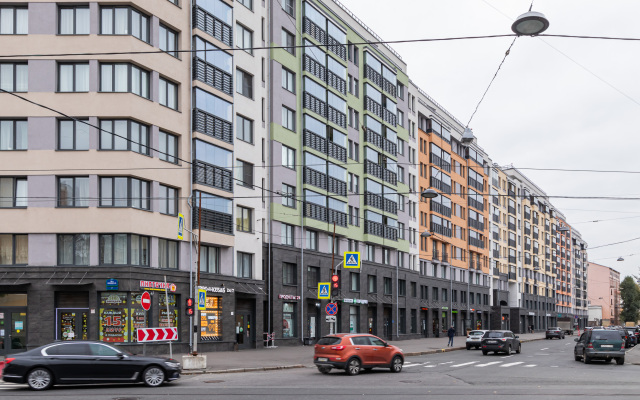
574, 329, 625, 364
481, 331, 521, 355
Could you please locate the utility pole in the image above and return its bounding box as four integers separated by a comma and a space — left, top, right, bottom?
193, 193, 202, 355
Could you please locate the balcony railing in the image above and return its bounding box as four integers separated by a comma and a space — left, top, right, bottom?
493, 250, 500, 258
469, 218, 484, 231
194, 6, 233, 47
383, 138, 397, 156
365, 220, 397, 241
303, 16, 326, 44
365, 128, 384, 149
364, 65, 382, 87
430, 153, 451, 173
328, 177, 347, 197
468, 197, 484, 212
326, 34, 347, 60
383, 78, 397, 97
365, 159, 383, 180
303, 53, 326, 82
327, 70, 347, 95
431, 222, 452, 238
193, 58, 233, 96
508, 222, 516, 231
327, 105, 347, 128
431, 202, 452, 218
383, 108, 397, 126
364, 96, 383, 118
304, 91, 327, 117
193, 207, 233, 235
193, 109, 233, 144
304, 129, 327, 154
468, 177, 483, 192
383, 198, 398, 215
508, 206, 516, 215
492, 214, 500, 223
431, 177, 451, 195
493, 232, 499, 240
442, 252, 448, 263
193, 160, 233, 192
364, 192, 383, 210
304, 167, 327, 191
469, 236, 485, 249
509, 272, 517, 280
492, 196, 499, 206
508, 239, 516, 247
327, 141, 347, 163
382, 169, 397, 186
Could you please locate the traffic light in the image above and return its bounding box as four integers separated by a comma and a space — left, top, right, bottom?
331, 274, 339, 289
186, 297, 194, 316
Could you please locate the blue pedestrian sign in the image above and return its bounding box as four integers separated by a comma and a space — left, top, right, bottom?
197, 288, 206, 311
177, 213, 185, 240
343, 251, 360, 269
326, 303, 338, 316
318, 282, 331, 300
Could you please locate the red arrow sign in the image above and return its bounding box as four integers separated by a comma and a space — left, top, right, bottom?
136, 327, 178, 343
141, 291, 151, 311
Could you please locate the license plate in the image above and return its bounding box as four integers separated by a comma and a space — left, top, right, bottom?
317, 357, 328, 362
601, 345, 613, 348
487, 340, 497, 344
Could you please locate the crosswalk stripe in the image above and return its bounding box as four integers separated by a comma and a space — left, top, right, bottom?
501, 362, 524, 367
451, 361, 478, 368
523, 364, 536, 367
476, 361, 502, 367
424, 365, 437, 368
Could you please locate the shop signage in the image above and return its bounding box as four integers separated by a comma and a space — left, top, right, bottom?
529, 312, 535, 316
198, 286, 235, 293
140, 280, 177, 292
421, 307, 429, 311
136, 327, 178, 342
546, 313, 551, 317
106, 279, 119, 290
441, 307, 449, 310
452, 310, 458, 314
343, 251, 361, 268
278, 294, 301, 300
341, 298, 368, 305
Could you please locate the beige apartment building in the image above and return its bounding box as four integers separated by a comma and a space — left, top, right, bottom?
587, 262, 620, 326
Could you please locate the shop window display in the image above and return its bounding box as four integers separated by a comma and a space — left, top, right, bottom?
200, 295, 222, 341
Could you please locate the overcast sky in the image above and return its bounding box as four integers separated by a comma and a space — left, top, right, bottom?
341, 0, 640, 281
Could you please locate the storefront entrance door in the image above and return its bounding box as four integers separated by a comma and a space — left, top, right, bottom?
0, 310, 28, 355
235, 299, 255, 350
56, 309, 89, 341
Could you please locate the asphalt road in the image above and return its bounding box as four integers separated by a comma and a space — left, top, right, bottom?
2, 338, 639, 399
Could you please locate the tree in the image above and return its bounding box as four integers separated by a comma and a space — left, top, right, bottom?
619, 276, 640, 324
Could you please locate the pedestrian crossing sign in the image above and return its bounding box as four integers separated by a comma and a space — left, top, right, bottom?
343, 252, 360, 269
197, 288, 206, 311
318, 283, 331, 300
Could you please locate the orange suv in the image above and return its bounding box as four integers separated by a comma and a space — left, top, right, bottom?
313, 333, 404, 375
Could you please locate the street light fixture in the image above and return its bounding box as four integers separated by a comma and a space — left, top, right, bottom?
617, 257, 624, 262
421, 188, 438, 199
461, 128, 475, 144
511, 10, 550, 36
421, 230, 432, 238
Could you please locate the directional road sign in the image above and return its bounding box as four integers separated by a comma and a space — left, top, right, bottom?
326, 302, 338, 316
141, 291, 151, 311
136, 327, 178, 342
343, 251, 360, 268
197, 288, 206, 311
318, 282, 331, 300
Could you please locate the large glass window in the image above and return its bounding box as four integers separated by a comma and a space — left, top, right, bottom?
237, 252, 252, 278
58, 177, 89, 207
0, 234, 28, 265
236, 115, 253, 144
0, 7, 28, 34
200, 245, 220, 274
100, 6, 149, 43
58, 119, 89, 150
195, 0, 232, 26
0, 120, 27, 150
159, 77, 178, 110
58, 63, 89, 92
282, 106, 295, 131
158, 131, 178, 163
159, 184, 178, 216
99, 234, 149, 266
283, 262, 296, 285
0, 177, 27, 208
195, 139, 232, 169
100, 63, 150, 98
236, 24, 253, 55
58, 234, 90, 265
100, 119, 149, 155
0, 63, 28, 92
194, 36, 232, 74
159, 24, 178, 57
158, 238, 179, 269
194, 88, 233, 122
59, 6, 89, 35
282, 302, 296, 338
201, 295, 222, 340
99, 177, 150, 210
236, 69, 253, 98
235, 160, 254, 188
282, 183, 295, 208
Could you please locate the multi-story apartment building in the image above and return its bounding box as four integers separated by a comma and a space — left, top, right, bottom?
555, 212, 575, 326
587, 262, 620, 326
0, 0, 267, 355
572, 229, 589, 327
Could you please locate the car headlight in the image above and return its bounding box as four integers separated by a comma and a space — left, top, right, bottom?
164, 361, 181, 369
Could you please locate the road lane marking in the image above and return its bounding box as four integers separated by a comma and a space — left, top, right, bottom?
540, 348, 549, 350
476, 361, 503, 367
403, 363, 425, 368
501, 355, 513, 359
550, 366, 559, 368
438, 361, 453, 365
424, 365, 437, 368
451, 361, 479, 368
501, 362, 524, 367
523, 364, 536, 367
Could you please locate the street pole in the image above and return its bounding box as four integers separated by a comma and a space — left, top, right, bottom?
164, 275, 172, 359
193, 193, 202, 355
330, 222, 336, 335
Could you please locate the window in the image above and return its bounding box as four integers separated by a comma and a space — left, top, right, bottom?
282, 145, 295, 169
236, 115, 254, 144
236, 206, 253, 232
368, 275, 377, 293
350, 272, 360, 291
349, 206, 359, 226
282, 302, 296, 337
384, 277, 392, 295
348, 41, 359, 65
200, 245, 220, 273
0, 234, 27, 265
0, 63, 28, 92
159, 77, 178, 109
158, 131, 178, 163
348, 108, 359, 129
0, 120, 27, 150
59, 6, 89, 35
235, 160, 254, 188
58, 234, 89, 265
100, 63, 149, 98
58, 177, 89, 207
282, 0, 295, 16
282, 29, 295, 55
282, 68, 295, 92
236, 24, 253, 55
397, 166, 405, 183
0, 6, 27, 34
348, 173, 359, 193
365, 244, 374, 261
0, 177, 26, 208
411, 282, 417, 297
281, 223, 294, 246
238, 0, 253, 10
397, 110, 404, 127
237, 252, 253, 278
99, 177, 150, 209
282, 106, 295, 131
158, 238, 178, 269
307, 266, 319, 288
282, 183, 296, 208
99, 234, 149, 266
159, 184, 177, 215
305, 230, 318, 250
236, 69, 253, 98
398, 279, 406, 296
100, 120, 149, 155
283, 262, 296, 285
58, 63, 89, 92
58, 120, 89, 150
348, 140, 359, 161
100, 6, 149, 43
159, 24, 178, 57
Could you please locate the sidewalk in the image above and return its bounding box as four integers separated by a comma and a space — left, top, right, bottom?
178, 332, 547, 374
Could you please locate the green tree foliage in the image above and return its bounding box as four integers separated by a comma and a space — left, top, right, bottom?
620, 276, 640, 323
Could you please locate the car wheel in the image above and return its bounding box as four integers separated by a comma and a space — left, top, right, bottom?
574, 353, 581, 362
482, 350, 488, 355
143, 366, 165, 387
390, 356, 403, 373
346, 358, 361, 376
516, 344, 521, 354
583, 354, 591, 364
27, 368, 53, 391
505, 345, 511, 355
616, 357, 625, 365
466, 345, 471, 350
317, 366, 332, 374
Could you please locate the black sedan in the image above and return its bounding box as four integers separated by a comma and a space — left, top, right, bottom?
481, 330, 521, 355
546, 327, 565, 340
2, 341, 181, 390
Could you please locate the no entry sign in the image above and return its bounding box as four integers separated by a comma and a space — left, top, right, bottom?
141, 291, 151, 311
136, 327, 178, 342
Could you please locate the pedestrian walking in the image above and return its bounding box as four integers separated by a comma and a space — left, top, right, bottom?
447, 325, 455, 347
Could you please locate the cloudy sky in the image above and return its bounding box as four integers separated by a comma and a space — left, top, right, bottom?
341, 0, 640, 281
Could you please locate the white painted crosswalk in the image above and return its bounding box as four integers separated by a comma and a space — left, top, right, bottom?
409, 360, 541, 369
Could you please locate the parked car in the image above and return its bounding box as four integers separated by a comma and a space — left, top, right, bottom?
2, 341, 181, 390
546, 327, 565, 340
574, 329, 625, 365
481, 330, 521, 355
313, 334, 404, 376
466, 330, 488, 350
624, 329, 637, 347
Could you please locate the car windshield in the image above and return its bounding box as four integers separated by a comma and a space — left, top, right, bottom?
484, 332, 505, 338
591, 331, 621, 341
317, 337, 342, 345
470, 331, 484, 336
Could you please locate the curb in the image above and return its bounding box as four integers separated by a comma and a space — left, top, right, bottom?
182, 364, 306, 375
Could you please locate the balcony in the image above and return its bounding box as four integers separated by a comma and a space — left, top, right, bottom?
432, 250, 440, 261
365, 128, 384, 150
492, 178, 499, 187
493, 250, 500, 258
193, 207, 233, 235
383, 108, 397, 126
492, 232, 499, 241
304, 202, 347, 227
430, 153, 451, 173
193, 109, 233, 144
524, 228, 531, 235
326, 34, 347, 61
327, 105, 347, 128
508, 206, 516, 215
442, 252, 448, 263
304, 130, 346, 163
327, 141, 347, 163
492, 214, 500, 223
431, 177, 451, 195
431, 201, 452, 218
303, 16, 326, 44
510, 255, 517, 263
327, 70, 347, 95
364, 192, 383, 210
328, 177, 347, 197
304, 91, 327, 118
508, 189, 516, 199
525, 243, 531, 251
304, 166, 327, 191
508, 222, 516, 231
509, 272, 517, 280
469, 218, 484, 231
524, 212, 531, 220
194, 6, 233, 47
193, 160, 233, 192
364, 96, 383, 119
469, 236, 485, 249
365, 220, 398, 241
383, 198, 398, 215
468, 177, 483, 192
364, 64, 382, 87
303, 53, 326, 82
383, 78, 397, 97
492, 196, 499, 206
193, 58, 233, 96
430, 222, 452, 238
383, 138, 397, 156
468, 197, 484, 212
